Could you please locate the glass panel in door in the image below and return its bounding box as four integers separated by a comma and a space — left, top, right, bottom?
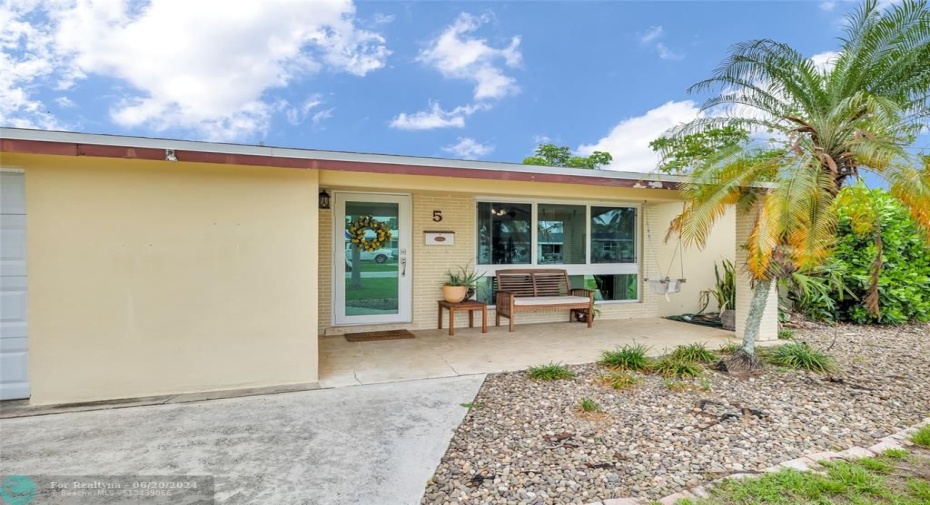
334, 193, 411, 326
344, 201, 400, 317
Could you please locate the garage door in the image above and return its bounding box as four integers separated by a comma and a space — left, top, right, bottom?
1, 171, 29, 400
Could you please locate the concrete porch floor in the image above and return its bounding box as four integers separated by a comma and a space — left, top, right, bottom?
320, 317, 738, 388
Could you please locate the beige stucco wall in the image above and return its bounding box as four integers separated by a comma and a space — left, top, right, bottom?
317, 171, 689, 334
7, 153, 319, 405
735, 203, 779, 341
651, 203, 736, 317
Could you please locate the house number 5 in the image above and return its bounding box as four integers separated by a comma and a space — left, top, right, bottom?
432, 210, 443, 222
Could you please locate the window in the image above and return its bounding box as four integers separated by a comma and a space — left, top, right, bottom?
537, 204, 586, 264
591, 206, 636, 263
570, 274, 638, 301
477, 202, 531, 264
475, 200, 639, 304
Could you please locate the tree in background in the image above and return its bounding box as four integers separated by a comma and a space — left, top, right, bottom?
523, 144, 613, 169
792, 184, 930, 324
649, 125, 751, 174
656, 0, 930, 372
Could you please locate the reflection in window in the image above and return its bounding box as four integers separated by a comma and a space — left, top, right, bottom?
570, 274, 638, 301
477, 202, 532, 265
591, 207, 636, 263
475, 276, 496, 305
537, 204, 586, 264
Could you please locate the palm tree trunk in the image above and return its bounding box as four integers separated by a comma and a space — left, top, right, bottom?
723, 277, 772, 374
741, 278, 772, 355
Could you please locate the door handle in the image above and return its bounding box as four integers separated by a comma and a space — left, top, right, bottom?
400, 248, 407, 277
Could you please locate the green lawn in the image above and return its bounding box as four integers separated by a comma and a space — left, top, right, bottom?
345, 277, 398, 301
349, 260, 398, 273
678, 447, 930, 505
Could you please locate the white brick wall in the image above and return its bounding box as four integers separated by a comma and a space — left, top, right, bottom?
734, 205, 779, 341
318, 192, 679, 333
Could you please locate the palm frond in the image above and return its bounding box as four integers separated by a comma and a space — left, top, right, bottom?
872, 159, 930, 243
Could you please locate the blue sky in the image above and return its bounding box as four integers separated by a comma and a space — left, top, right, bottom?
1, 0, 926, 173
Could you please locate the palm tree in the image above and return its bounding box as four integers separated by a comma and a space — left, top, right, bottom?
659, 0, 930, 372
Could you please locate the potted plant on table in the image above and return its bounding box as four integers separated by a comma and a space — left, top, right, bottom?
442, 263, 485, 303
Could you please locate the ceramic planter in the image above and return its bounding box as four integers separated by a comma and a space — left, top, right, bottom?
442, 285, 468, 303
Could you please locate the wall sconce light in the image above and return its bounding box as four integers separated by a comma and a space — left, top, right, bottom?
319, 190, 331, 210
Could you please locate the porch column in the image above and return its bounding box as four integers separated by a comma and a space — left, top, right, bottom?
734, 205, 779, 342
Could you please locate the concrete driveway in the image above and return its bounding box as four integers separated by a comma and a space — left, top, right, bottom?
0, 375, 484, 504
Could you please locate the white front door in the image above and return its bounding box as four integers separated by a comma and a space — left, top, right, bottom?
333, 193, 412, 325
1, 171, 29, 400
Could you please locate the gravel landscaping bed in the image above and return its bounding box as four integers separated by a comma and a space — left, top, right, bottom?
421, 322, 930, 504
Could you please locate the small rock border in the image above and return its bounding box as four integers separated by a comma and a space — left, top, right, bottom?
588, 417, 930, 505
421, 322, 930, 504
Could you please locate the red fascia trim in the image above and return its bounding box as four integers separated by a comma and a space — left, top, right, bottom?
1, 138, 678, 189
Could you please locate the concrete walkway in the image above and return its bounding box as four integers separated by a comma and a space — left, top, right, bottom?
0, 375, 485, 505
321, 318, 738, 388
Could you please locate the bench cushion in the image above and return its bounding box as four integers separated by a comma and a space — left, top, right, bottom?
513, 295, 591, 306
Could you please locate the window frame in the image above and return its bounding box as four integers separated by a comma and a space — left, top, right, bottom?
474, 197, 643, 304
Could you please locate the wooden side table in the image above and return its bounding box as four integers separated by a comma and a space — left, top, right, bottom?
437, 300, 488, 336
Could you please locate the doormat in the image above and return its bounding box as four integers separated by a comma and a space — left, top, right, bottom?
344, 329, 415, 342
664, 314, 724, 328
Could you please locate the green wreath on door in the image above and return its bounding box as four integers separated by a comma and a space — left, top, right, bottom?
348, 216, 392, 252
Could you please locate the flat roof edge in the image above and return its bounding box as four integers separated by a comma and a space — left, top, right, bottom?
0, 127, 686, 188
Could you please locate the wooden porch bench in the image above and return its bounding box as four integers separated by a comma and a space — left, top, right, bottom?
494, 269, 595, 332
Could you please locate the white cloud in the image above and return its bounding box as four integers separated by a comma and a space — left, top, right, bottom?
810, 51, 840, 72
820, 2, 837, 11
532, 134, 553, 145
637, 24, 684, 61
0, 0, 389, 140
418, 13, 522, 101
285, 95, 325, 126
55, 96, 75, 108
640, 26, 664, 44
442, 137, 494, 159
389, 101, 486, 131
311, 108, 334, 127
656, 43, 684, 61
577, 100, 703, 173
0, 1, 63, 129
372, 13, 395, 25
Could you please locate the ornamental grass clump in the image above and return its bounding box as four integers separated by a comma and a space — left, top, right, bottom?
599, 343, 651, 371
578, 397, 601, 412
718, 341, 742, 354
652, 355, 703, 379
768, 342, 836, 373
526, 362, 575, 380
597, 371, 641, 391
669, 342, 717, 363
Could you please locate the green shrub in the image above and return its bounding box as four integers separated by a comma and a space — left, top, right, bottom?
796, 185, 930, 324
578, 397, 601, 412
768, 343, 835, 373
652, 356, 703, 378
527, 362, 575, 380
778, 329, 795, 340
780, 261, 853, 322
600, 343, 651, 370
669, 342, 717, 363
912, 425, 930, 448
597, 371, 641, 390
718, 341, 742, 354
